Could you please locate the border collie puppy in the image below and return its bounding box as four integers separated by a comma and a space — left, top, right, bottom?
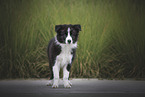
47, 24, 81, 88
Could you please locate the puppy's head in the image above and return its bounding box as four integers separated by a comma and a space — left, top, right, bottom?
55, 24, 81, 44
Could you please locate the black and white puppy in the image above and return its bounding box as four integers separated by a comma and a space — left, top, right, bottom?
47, 24, 81, 88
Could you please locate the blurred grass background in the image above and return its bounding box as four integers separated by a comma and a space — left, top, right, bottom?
0, 0, 145, 79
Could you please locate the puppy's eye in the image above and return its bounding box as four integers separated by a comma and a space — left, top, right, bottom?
60, 32, 67, 37
72, 32, 77, 36
71, 30, 77, 35
70, 32, 72, 35
65, 32, 68, 35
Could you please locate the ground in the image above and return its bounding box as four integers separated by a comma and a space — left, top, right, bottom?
0, 79, 145, 97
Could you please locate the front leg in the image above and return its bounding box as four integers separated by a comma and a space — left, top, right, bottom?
63, 64, 72, 88
52, 62, 60, 88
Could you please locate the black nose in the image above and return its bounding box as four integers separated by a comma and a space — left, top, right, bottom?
67, 40, 71, 44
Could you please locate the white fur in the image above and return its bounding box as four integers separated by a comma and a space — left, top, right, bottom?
55, 41, 77, 68
66, 28, 72, 44
63, 65, 71, 88
52, 36, 77, 88
47, 80, 53, 86
52, 61, 60, 88
47, 79, 72, 86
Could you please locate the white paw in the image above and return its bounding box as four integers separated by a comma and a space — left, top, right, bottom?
68, 80, 72, 86
52, 83, 59, 88
64, 80, 71, 88
64, 83, 71, 88
52, 79, 59, 88
47, 80, 53, 86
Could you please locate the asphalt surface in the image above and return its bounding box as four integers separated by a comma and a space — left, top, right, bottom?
0, 79, 145, 97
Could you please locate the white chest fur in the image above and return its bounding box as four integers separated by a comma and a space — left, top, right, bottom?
55, 37, 77, 68
56, 44, 76, 68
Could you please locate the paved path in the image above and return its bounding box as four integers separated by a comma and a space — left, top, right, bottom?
0, 79, 145, 97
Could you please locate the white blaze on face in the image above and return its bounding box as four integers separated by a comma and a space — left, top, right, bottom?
66, 27, 72, 44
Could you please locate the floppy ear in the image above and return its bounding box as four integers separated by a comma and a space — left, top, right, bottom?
74, 25, 81, 31
55, 25, 61, 32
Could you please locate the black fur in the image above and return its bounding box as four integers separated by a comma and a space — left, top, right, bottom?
47, 38, 61, 79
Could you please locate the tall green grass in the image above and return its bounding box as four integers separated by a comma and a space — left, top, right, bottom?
0, 0, 145, 79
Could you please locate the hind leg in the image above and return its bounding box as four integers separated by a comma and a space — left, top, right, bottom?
50, 66, 54, 80
47, 80, 53, 86
47, 65, 54, 86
